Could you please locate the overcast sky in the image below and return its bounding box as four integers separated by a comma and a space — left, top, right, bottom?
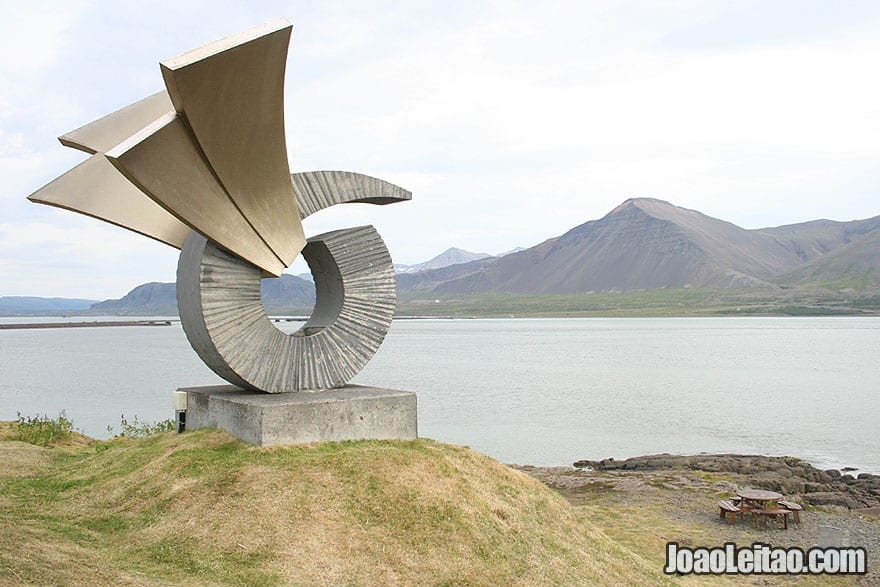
2, 0, 878, 298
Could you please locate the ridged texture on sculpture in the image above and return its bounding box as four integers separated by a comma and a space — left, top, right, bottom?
292, 171, 412, 219
178, 226, 395, 392
27, 18, 412, 393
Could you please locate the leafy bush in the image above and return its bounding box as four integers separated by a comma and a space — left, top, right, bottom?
11, 412, 74, 446
114, 414, 175, 438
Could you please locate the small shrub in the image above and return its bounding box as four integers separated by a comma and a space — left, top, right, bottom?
11, 412, 74, 446
113, 414, 175, 438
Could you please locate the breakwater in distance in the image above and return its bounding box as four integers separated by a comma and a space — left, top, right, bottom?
0, 320, 174, 330
0, 316, 319, 330
0, 316, 470, 330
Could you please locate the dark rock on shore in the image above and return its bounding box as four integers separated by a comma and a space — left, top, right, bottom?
574, 454, 880, 509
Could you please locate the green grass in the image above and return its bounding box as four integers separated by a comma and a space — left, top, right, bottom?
850, 295, 880, 310
396, 287, 880, 318
691, 470, 733, 483
126, 537, 277, 586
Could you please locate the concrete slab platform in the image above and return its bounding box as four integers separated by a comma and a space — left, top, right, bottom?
180, 384, 417, 446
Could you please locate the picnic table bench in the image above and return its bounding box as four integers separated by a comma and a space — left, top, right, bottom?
718, 499, 741, 523
753, 507, 792, 529
778, 500, 803, 524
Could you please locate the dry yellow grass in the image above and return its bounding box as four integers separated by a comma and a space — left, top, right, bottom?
0, 429, 677, 586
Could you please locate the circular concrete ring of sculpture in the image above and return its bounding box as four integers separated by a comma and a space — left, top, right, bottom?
177, 225, 396, 392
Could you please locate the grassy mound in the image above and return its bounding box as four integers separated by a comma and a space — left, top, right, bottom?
0, 429, 670, 586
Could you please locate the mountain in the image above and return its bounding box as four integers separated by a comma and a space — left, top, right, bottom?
758, 216, 880, 262
16, 199, 880, 316
89, 282, 178, 315
396, 247, 494, 273
498, 247, 527, 256
261, 274, 316, 313
0, 296, 97, 315
432, 198, 813, 295
88, 275, 315, 316
395, 257, 497, 293
775, 228, 880, 289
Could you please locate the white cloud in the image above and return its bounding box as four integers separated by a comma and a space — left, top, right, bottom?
2, 0, 879, 296
0, 2, 89, 73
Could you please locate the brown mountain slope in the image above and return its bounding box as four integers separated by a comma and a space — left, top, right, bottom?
774, 228, 880, 288
434, 198, 806, 294
396, 257, 496, 293
757, 215, 880, 262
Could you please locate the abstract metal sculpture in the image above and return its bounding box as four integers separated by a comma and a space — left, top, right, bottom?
28, 18, 410, 393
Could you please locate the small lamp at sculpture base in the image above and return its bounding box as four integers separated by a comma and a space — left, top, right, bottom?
179, 385, 417, 446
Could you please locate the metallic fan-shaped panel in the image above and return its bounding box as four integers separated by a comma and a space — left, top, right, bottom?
161, 17, 305, 267
178, 226, 395, 392
58, 91, 174, 155
29, 19, 305, 277
106, 113, 287, 276
27, 153, 191, 249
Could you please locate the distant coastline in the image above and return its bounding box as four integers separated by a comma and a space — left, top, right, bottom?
0, 320, 174, 330
3, 289, 879, 321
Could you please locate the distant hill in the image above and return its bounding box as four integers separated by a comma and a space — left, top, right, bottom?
758, 216, 880, 262
775, 228, 880, 289
431, 198, 811, 295
392, 198, 880, 297
88, 282, 178, 315
0, 296, 97, 315
396, 247, 494, 273
260, 274, 316, 313
88, 275, 315, 316
396, 257, 497, 293
498, 246, 527, 256
12, 199, 880, 317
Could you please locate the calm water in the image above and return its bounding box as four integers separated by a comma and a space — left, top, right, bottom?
1, 317, 878, 473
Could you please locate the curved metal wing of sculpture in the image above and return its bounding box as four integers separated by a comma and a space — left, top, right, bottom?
26, 18, 411, 392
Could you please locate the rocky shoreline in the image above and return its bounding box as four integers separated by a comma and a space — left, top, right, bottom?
570, 454, 880, 510
514, 453, 880, 584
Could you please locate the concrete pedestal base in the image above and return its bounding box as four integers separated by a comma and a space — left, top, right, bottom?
180, 384, 417, 446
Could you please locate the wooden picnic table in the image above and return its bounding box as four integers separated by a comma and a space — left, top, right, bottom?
735, 489, 791, 529
736, 489, 782, 507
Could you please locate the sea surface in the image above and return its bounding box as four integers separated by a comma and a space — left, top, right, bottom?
1, 317, 878, 473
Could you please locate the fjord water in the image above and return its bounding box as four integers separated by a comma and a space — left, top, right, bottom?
1, 317, 877, 473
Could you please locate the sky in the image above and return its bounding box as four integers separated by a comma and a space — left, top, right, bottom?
1, 0, 878, 299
